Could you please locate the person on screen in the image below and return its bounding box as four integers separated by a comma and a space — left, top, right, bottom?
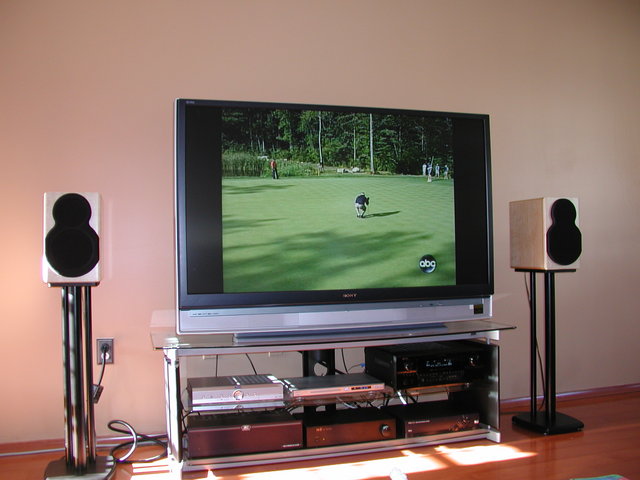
355, 192, 370, 218
270, 159, 279, 179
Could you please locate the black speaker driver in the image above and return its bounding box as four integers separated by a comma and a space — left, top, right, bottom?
546, 198, 582, 266
45, 194, 99, 278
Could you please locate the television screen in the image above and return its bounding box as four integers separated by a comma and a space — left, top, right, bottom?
175, 99, 493, 336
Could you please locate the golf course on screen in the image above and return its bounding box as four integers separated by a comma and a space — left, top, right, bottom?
221, 174, 455, 292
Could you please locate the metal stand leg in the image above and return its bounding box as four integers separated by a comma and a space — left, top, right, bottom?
512, 271, 584, 435
545, 272, 556, 427
45, 286, 115, 480
163, 348, 183, 470
529, 271, 537, 417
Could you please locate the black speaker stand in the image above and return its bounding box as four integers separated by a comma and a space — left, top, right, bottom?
45, 285, 114, 480
511, 270, 584, 435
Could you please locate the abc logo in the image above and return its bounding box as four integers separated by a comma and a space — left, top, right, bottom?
419, 255, 437, 273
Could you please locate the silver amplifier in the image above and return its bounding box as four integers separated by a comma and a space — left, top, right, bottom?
187, 375, 284, 411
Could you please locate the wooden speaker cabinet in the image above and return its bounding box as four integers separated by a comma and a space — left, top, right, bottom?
509, 197, 581, 271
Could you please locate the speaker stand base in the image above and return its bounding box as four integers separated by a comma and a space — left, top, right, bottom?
512, 411, 584, 435
44, 456, 115, 480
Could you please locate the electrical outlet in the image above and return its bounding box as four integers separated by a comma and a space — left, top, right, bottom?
96, 338, 114, 364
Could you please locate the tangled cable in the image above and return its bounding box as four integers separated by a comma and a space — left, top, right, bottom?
107, 420, 167, 464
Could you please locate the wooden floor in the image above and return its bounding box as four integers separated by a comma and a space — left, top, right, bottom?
2, 391, 639, 480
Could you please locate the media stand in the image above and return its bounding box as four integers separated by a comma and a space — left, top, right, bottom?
152, 319, 513, 476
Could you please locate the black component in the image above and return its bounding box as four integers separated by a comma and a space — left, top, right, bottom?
386, 400, 480, 437
365, 340, 491, 389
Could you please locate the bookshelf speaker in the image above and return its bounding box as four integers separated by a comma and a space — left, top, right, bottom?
43, 192, 101, 285
509, 197, 581, 271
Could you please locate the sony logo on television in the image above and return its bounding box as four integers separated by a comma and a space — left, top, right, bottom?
342, 292, 358, 299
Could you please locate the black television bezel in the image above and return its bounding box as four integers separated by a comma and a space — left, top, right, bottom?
175, 99, 493, 334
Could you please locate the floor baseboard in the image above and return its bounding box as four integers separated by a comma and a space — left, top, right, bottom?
500, 382, 640, 412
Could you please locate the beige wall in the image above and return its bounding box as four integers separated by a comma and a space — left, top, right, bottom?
1, 0, 638, 443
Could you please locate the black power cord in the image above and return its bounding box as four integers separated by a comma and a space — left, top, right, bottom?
91, 342, 168, 464
92, 343, 110, 403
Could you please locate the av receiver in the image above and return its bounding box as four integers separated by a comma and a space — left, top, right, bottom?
365, 340, 492, 389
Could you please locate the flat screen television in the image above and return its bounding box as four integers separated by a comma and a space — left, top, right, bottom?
175, 99, 493, 337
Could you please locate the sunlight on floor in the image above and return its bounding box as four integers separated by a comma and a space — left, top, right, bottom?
129, 459, 173, 478
435, 444, 537, 466
218, 450, 444, 480
127, 444, 536, 479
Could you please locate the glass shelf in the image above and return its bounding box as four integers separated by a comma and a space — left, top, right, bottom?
151, 319, 514, 355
